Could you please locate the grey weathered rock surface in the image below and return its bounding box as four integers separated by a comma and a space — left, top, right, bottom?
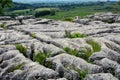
0, 13, 120, 80
84, 73, 118, 80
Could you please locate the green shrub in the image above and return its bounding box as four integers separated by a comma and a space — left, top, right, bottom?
65, 31, 87, 38
0, 23, 7, 30
34, 10, 51, 18
33, 51, 51, 67
50, 10, 56, 15
16, 44, 27, 57
87, 40, 101, 52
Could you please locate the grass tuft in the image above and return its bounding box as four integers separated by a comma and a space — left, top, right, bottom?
78, 69, 88, 80
16, 44, 27, 57
87, 40, 101, 52
65, 64, 88, 80
79, 47, 93, 62
63, 40, 101, 62
63, 47, 79, 56
33, 51, 51, 68
0, 23, 7, 30
30, 33, 36, 38
65, 31, 87, 38
63, 47, 92, 62
9, 63, 24, 73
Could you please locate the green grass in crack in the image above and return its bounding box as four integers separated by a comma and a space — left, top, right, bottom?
65, 65, 88, 80
63, 40, 101, 61
16, 44, 27, 57
33, 51, 52, 68
0, 23, 7, 30
30, 33, 36, 38
63, 47, 92, 62
63, 47, 79, 56
87, 40, 101, 52
9, 63, 24, 73
77, 69, 88, 80
65, 31, 87, 38
79, 47, 93, 62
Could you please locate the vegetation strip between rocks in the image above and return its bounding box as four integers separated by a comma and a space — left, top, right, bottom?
63, 40, 101, 62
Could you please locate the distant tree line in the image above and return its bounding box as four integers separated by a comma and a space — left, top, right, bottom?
1, 0, 120, 17
34, 10, 55, 18
8, 2, 34, 11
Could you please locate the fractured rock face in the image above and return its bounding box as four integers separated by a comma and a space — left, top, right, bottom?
0, 47, 58, 80
47, 53, 103, 79
0, 16, 12, 21
84, 73, 118, 80
0, 13, 120, 80
87, 12, 120, 23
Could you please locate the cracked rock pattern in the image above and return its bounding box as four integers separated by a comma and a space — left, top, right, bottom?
0, 13, 120, 80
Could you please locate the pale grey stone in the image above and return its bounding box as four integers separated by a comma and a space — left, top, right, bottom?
84, 73, 118, 80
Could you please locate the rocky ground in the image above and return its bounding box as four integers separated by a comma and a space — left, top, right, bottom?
0, 13, 120, 80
